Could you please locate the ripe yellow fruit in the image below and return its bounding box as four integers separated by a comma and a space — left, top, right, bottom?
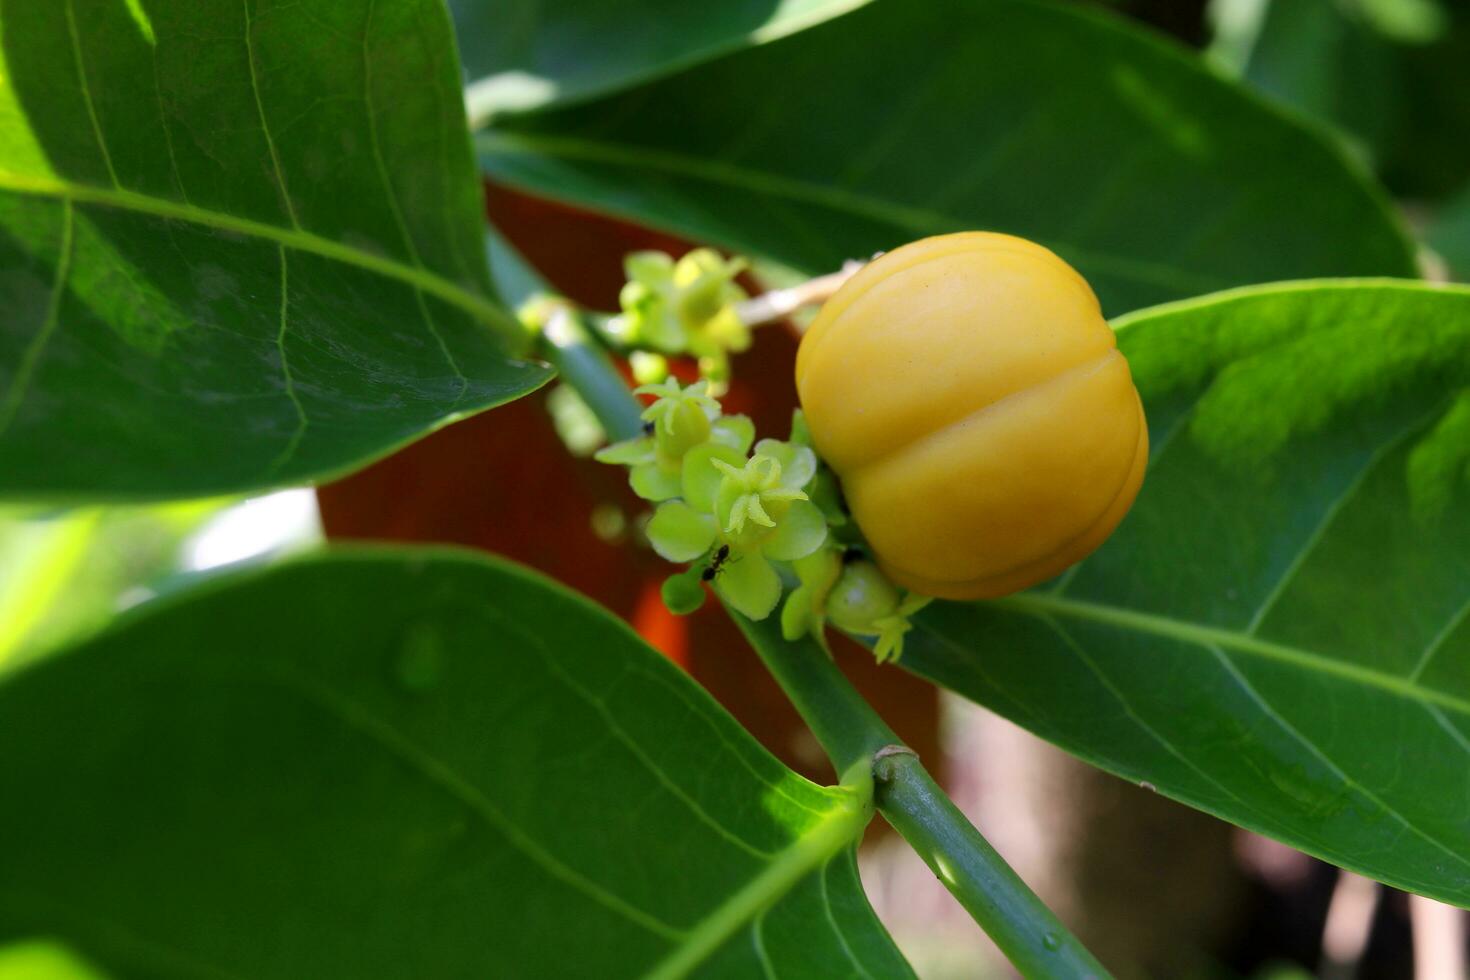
795, 232, 1147, 600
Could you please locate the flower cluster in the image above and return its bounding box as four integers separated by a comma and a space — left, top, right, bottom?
605, 249, 751, 387
597, 378, 930, 661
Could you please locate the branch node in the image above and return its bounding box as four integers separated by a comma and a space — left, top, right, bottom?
871, 743, 919, 780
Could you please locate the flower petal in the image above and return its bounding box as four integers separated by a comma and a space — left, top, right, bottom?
716, 552, 781, 619
625, 250, 674, 283
646, 502, 717, 562
682, 443, 745, 512
781, 584, 816, 641
755, 439, 817, 490
762, 500, 829, 562
595, 437, 654, 466
630, 462, 682, 502
711, 414, 756, 453
725, 495, 750, 534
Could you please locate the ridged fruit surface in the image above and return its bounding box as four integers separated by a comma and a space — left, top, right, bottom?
796, 232, 1147, 599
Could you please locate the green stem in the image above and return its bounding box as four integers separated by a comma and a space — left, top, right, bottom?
539, 308, 644, 442
550, 315, 1110, 978
874, 753, 1109, 979
730, 612, 1111, 980
729, 608, 897, 773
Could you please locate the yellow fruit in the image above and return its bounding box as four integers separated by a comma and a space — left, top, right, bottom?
795, 232, 1147, 600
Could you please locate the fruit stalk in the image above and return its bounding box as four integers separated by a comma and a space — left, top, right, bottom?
730, 610, 1113, 980
557, 275, 1112, 978
732, 260, 866, 328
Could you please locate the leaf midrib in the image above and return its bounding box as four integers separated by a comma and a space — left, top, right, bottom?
478, 130, 1232, 296
643, 794, 869, 980
0, 168, 520, 341
997, 591, 1470, 718
270, 657, 871, 978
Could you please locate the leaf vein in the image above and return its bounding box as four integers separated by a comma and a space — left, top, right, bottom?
1408, 596, 1470, 683
362, 0, 424, 269
1043, 615, 1272, 821
819, 855, 875, 980
535, 652, 778, 860
753, 910, 779, 980
267, 243, 307, 474
0, 169, 521, 341
479, 131, 1231, 296
265, 665, 688, 941
413, 288, 469, 405
996, 591, 1470, 720
63, 0, 119, 188
1426, 703, 1470, 756
0, 200, 74, 439
242, 0, 300, 228
1209, 645, 1470, 873
629, 663, 832, 819
1247, 417, 1427, 634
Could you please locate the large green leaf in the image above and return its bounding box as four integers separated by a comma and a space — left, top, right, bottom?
1213, 0, 1470, 201
455, 0, 872, 122
900, 280, 1470, 905
0, 549, 914, 979
477, 0, 1416, 316
1429, 186, 1470, 282
0, 0, 550, 502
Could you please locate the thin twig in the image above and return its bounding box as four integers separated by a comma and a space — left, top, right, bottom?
734, 260, 867, 328
730, 609, 1113, 980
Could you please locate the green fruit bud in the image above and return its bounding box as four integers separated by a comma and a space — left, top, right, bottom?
826, 560, 902, 634
662, 569, 707, 616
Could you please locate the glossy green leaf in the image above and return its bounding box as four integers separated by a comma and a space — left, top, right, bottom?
0, 499, 240, 672
477, 0, 1416, 315
0, 549, 914, 978
0, 0, 551, 502
900, 280, 1470, 905
454, 0, 873, 123
1429, 186, 1470, 282
1213, 0, 1470, 201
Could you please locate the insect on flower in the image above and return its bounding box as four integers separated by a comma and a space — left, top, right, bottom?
701, 544, 732, 582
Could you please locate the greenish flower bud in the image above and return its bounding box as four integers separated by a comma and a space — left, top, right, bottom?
615, 248, 750, 368
781, 546, 842, 646
629, 351, 670, 385
826, 560, 901, 634
636, 378, 720, 458
546, 384, 605, 457
662, 568, 707, 616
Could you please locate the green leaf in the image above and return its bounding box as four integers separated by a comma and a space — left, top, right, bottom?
477, 0, 1416, 315
900, 280, 1470, 905
0, 0, 551, 502
0, 499, 238, 672
1214, 0, 1470, 201
0, 549, 914, 978
454, 0, 873, 122
1429, 186, 1470, 282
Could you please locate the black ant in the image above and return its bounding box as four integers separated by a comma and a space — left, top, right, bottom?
701, 544, 732, 582
641, 420, 656, 436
